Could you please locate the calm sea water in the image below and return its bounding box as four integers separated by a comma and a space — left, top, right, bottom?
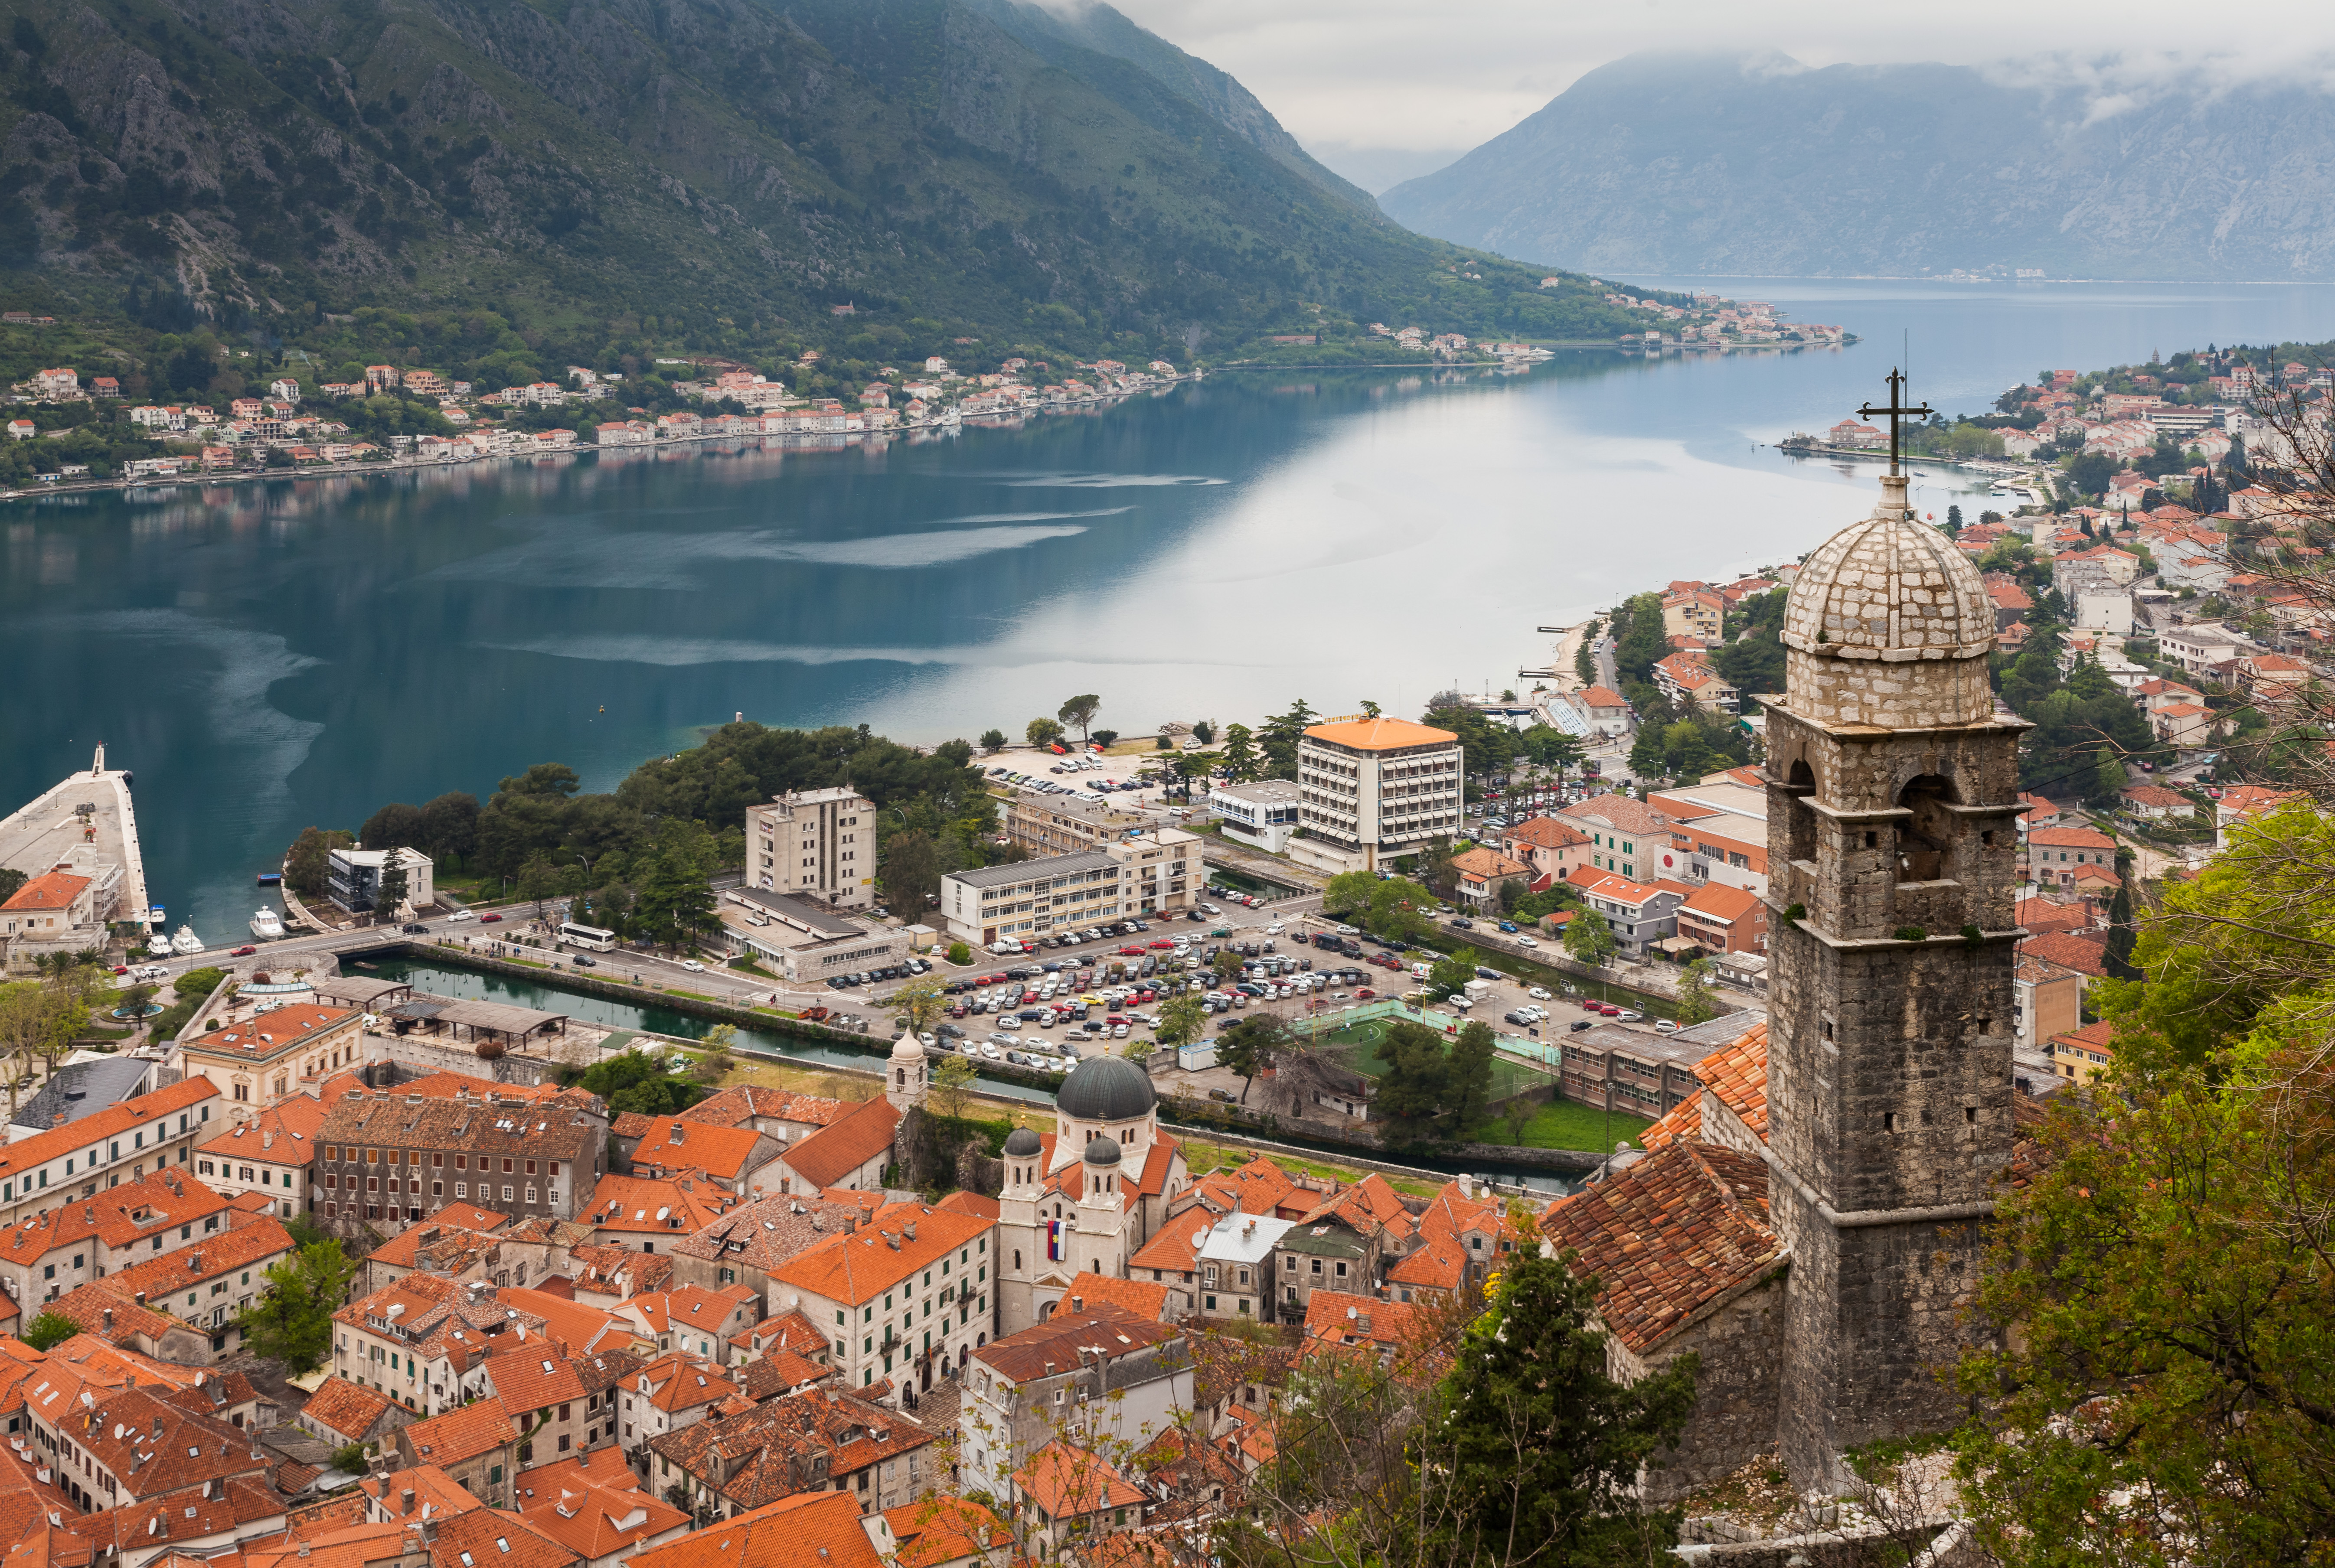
5, 280, 2330, 940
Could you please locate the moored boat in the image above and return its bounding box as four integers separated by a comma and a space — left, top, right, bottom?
170, 925, 203, 955
250, 908, 285, 940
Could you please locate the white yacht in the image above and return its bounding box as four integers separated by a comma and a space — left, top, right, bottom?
250, 908, 285, 940
170, 925, 204, 955
147, 931, 175, 957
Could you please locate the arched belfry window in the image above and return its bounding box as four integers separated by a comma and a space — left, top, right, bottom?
1897, 774, 1959, 882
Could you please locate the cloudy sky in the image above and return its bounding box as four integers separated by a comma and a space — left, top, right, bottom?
1099, 0, 2335, 192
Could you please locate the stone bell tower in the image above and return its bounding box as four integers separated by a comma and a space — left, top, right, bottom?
1760, 458, 2028, 1488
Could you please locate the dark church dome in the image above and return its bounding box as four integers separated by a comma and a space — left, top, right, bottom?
1003, 1125, 1042, 1158
1057, 1055, 1156, 1122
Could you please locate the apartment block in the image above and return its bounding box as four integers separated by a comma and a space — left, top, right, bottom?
750, 788, 876, 912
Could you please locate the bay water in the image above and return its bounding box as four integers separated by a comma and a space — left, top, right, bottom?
5, 279, 2330, 939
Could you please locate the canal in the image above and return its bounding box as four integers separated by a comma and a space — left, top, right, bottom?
372, 954, 1580, 1193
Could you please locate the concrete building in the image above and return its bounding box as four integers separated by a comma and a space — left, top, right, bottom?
1293, 716, 1462, 873
937, 829, 1197, 949
750, 788, 877, 912
0, 845, 125, 973
2013, 951, 2084, 1052
1554, 794, 1681, 884
1207, 779, 1303, 855
1564, 866, 1688, 959
1005, 793, 1158, 857
327, 846, 436, 916
719, 888, 908, 983
764, 1198, 996, 1398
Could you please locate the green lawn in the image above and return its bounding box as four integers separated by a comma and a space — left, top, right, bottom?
1489, 1098, 1656, 1154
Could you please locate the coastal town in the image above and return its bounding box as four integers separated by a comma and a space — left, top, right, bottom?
0, 283, 1842, 495
0, 334, 2325, 1567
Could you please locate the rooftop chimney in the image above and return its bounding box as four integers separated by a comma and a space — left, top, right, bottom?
101, 1308, 112, 1333
402, 1488, 415, 1516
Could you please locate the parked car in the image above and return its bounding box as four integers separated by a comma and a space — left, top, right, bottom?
680, 960, 705, 973
232, 945, 257, 957
480, 912, 503, 923
572, 955, 596, 968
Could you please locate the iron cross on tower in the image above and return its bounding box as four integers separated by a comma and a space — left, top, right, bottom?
1858, 368, 1933, 474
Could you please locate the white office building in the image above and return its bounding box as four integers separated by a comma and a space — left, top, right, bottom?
938, 828, 1199, 948
751, 787, 876, 911
1294, 717, 1463, 873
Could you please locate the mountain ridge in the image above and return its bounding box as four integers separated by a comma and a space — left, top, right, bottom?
0, 0, 1646, 363
1380, 51, 2335, 283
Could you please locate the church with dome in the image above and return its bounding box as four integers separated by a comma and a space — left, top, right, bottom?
993, 1054, 1190, 1335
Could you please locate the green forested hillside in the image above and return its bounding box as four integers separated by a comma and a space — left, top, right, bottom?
0, 0, 1649, 376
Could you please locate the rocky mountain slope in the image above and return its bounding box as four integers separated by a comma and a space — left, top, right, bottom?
0, 0, 1642, 349
1380, 52, 2335, 282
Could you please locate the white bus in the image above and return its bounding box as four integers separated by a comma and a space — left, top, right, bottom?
558, 921, 617, 952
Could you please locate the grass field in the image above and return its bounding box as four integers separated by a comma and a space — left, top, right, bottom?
1495, 1098, 1656, 1154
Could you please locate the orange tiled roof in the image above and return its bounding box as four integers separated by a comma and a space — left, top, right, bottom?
680, 1086, 850, 1131
884, 1498, 1007, 1568
104, 1218, 293, 1305
1299, 1288, 1424, 1361
1302, 717, 1457, 752
1541, 1143, 1779, 1354
397, 1398, 516, 1467
1639, 1095, 1702, 1151
777, 1097, 899, 1191
519, 1475, 687, 1560
767, 1201, 989, 1307
934, 1191, 999, 1220
0, 872, 90, 913
585, 1174, 735, 1237
0, 1081, 218, 1184
1051, 1275, 1171, 1321
2021, 931, 2108, 977
1694, 1022, 1769, 1139
0, 1170, 230, 1267
300, 1377, 393, 1443
628, 1116, 765, 1181
628, 1491, 883, 1568
1013, 1440, 1143, 1519
196, 1094, 328, 1159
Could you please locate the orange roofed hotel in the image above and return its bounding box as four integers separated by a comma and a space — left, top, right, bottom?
1292, 716, 1463, 875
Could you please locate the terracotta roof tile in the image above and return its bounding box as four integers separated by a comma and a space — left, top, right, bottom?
395, 1399, 517, 1467
1639, 1095, 1702, 1151
2020, 931, 2108, 977
767, 1201, 990, 1307
883, 1498, 1007, 1568
1541, 1143, 1780, 1354
971, 1306, 1178, 1382
299, 1378, 393, 1444
1012, 1440, 1143, 1519
627, 1117, 766, 1181
1694, 1022, 1769, 1138
679, 1087, 849, 1132
1049, 1275, 1171, 1321
775, 1099, 898, 1191
647, 1386, 934, 1511
627, 1491, 883, 1568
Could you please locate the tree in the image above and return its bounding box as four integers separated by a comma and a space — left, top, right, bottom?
1564, 911, 1617, 967
513, 853, 558, 915
979, 729, 1007, 753
930, 1053, 977, 1120
1613, 592, 1669, 682
891, 975, 948, 1038
359, 801, 425, 850
1212, 949, 1244, 984
1359, 699, 1382, 718
881, 829, 942, 913
284, 826, 353, 897
1429, 946, 1480, 997
1373, 1020, 1450, 1151
1089, 729, 1118, 750
0, 869, 21, 906
1153, 992, 1206, 1051
20, 1310, 78, 1352
1220, 723, 1261, 782
1056, 694, 1101, 742
1025, 716, 1065, 748
1216, 1015, 1290, 1104
1672, 958, 1719, 1026
946, 941, 973, 965
374, 848, 411, 921
235, 1239, 360, 1373
1323, 871, 1376, 919
2104, 881, 2139, 981
1420, 1253, 1700, 1564
1190, 720, 1216, 747
1443, 1020, 1496, 1138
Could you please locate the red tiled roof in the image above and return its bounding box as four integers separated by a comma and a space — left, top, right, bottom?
2029, 826, 2116, 850
2015, 897, 2090, 936
972, 1306, 1176, 1382
768, 1201, 990, 1307
1541, 1143, 1780, 1354
628, 1491, 883, 1568
1679, 881, 1760, 923
1299, 1288, 1424, 1362
0, 1081, 218, 1183
0, 872, 89, 913
777, 1097, 899, 1191
2020, 932, 2108, 977
396, 1398, 516, 1466
884, 1498, 1007, 1568
300, 1378, 392, 1444
1051, 1275, 1171, 1321
1638, 1095, 1702, 1151
627, 1116, 765, 1180
1574, 686, 1630, 710
1013, 1440, 1143, 1519
935, 1190, 999, 1220
1694, 1022, 1769, 1138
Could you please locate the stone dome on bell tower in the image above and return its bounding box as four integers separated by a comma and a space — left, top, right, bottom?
1778, 473, 1996, 730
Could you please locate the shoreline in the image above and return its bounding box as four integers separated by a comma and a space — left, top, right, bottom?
0, 340, 1855, 506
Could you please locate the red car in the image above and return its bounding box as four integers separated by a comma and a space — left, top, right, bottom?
1356, 988, 1376, 1000
1579, 997, 1603, 1010
112, 965, 129, 975
232, 945, 257, 956
1118, 945, 1147, 958
1147, 939, 1175, 950
1599, 1003, 1622, 1016
480, 913, 504, 923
